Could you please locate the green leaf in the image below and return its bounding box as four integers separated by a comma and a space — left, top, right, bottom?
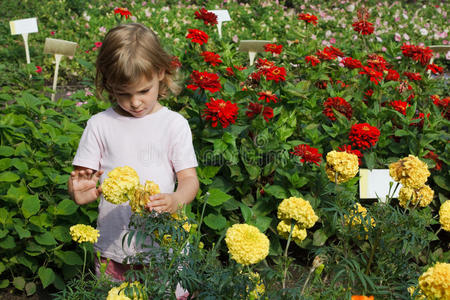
243, 163, 260, 181
0, 229, 8, 239
7, 184, 29, 203
239, 204, 253, 222
434, 175, 450, 191
395, 129, 410, 137
364, 152, 376, 170
0, 171, 20, 182
21, 194, 40, 218
0, 279, 9, 289
52, 226, 71, 242
290, 174, 309, 189
38, 267, 55, 288
34, 232, 57, 246
254, 216, 272, 233
0, 158, 12, 171
13, 277, 25, 291
312, 229, 328, 246
56, 199, 78, 215
264, 185, 288, 199
17, 255, 37, 272
0, 146, 15, 157
14, 224, 31, 239
207, 188, 232, 206
0, 236, 16, 249
55, 250, 83, 266
203, 213, 227, 230
0, 262, 5, 274
25, 282, 36, 296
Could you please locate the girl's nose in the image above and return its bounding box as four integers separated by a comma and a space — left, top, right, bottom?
130, 95, 141, 108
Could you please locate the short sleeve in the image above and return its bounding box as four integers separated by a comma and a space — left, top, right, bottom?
72, 119, 103, 171
169, 118, 198, 173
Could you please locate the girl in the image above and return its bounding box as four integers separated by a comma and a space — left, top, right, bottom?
67, 23, 199, 297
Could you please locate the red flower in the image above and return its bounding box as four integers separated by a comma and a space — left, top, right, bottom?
94, 42, 102, 48
323, 97, 353, 121
396, 80, 413, 94
305, 55, 321, 66
359, 66, 384, 85
351, 296, 374, 300
352, 20, 374, 35
264, 66, 286, 82
249, 71, 263, 82
50, 31, 55, 35
201, 51, 222, 66
324, 46, 344, 58
187, 70, 222, 93
403, 72, 422, 81
426, 63, 444, 74
194, 8, 218, 25
186, 29, 209, 45
367, 54, 388, 71
264, 43, 283, 54
424, 151, 443, 171
349, 123, 380, 150
35, 66, 42, 74
258, 91, 279, 103
342, 57, 362, 69
291, 144, 322, 166
401, 44, 433, 66
114, 7, 132, 19
316, 49, 335, 60
170, 56, 182, 70
385, 69, 400, 81
203, 98, 238, 128
298, 13, 318, 25
226, 65, 246, 76
338, 145, 363, 165
256, 58, 275, 70
389, 100, 409, 115
432, 95, 450, 119
410, 112, 430, 128
246, 102, 273, 122
364, 89, 374, 99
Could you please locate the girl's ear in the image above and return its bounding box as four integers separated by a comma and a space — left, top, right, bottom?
158, 69, 165, 81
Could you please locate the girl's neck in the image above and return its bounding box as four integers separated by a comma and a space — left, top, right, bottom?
112, 102, 163, 117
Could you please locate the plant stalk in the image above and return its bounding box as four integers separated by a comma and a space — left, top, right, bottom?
282, 222, 295, 291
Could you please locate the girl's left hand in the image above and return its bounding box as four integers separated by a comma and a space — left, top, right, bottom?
145, 193, 180, 214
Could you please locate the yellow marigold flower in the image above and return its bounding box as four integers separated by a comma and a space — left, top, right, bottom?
398, 185, 434, 208
408, 286, 425, 299
325, 151, 359, 184
277, 197, 318, 228
389, 155, 430, 189
106, 287, 131, 300
225, 224, 269, 266
171, 212, 192, 232
418, 262, 450, 300
130, 180, 160, 214
277, 219, 307, 243
344, 203, 376, 228
69, 224, 99, 244
102, 166, 140, 205
248, 272, 265, 300
439, 200, 450, 232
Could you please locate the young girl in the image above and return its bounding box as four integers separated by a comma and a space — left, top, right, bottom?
67, 23, 199, 297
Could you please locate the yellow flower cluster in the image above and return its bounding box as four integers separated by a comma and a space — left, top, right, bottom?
106, 281, 144, 300
398, 185, 434, 208
344, 203, 375, 239
325, 151, 359, 184
171, 212, 192, 232
102, 166, 140, 205
248, 272, 266, 300
389, 155, 430, 189
130, 180, 160, 214
225, 224, 269, 266
69, 224, 99, 244
277, 197, 318, 228
418, 262, 450, 300
439, 200, 450, 232
277, 219, 307, 243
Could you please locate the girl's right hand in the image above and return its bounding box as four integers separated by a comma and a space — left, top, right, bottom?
68, 168, 104, 205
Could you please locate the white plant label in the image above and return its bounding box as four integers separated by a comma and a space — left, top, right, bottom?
238, 40, 271, 65
359, 169, 401, 202
10, 17, 38, 64
209, 10, 231, 38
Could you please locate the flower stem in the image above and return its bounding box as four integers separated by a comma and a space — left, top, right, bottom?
282, 222, 295, 290
365, 233, 379, 275
300, 269, 313, 296
82, 244, 87, 281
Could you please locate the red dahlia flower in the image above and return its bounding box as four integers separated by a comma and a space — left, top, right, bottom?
364, 89, 374, 99
194, 8, 218, 25
305, 55, 321, 66
203, 98, 238, 128
114, 7, 132, 19
323, 97, 353, 121
359, 66, 384, 85
410, 112, 430, 128
264, 43, 283, 54
352, 20, 374, 35
338, 145, 363, 165
264, 66, 286, 82
403, 72, 422, 81
349, 123, 380, 150
256, 58, 275, 70
298, 13, 318, 25
342, 57, 363, 69
246, 103, 273, 122
186, 29, 209, 45
426, 63, 444, 74
385, 69, 400, 81
258, 91, 279, 103
389, 100, 409, 115
401, 44, 433, 66
324, 46, 344, 58
291, 144, 322, 166
201, 51, 222, 66
367, 54, 389, 71
316, 49, 335, 60
187, 70, 222, 93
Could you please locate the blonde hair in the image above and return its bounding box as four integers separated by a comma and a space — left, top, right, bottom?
95, 23, 181, 102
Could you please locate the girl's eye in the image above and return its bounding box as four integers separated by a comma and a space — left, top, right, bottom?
140, 89, 150, 94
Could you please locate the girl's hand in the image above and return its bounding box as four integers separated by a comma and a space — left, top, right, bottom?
68, 168, 104, 205
145, 193, 181, 214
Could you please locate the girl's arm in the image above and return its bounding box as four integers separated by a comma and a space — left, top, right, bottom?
68, 166, 104, 205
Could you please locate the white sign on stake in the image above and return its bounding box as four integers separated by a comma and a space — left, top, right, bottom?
44, 38, 78, 101
209, 10, 231, 39
9, 17, 38, 64
238, 40, 271, 66
359, 169, 402, 202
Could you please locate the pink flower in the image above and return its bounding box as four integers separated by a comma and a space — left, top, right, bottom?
394, 17, 400, 22
76, 101, 88, 107
381, 47, 387, 52
50, 31, 55, 35
99, 26, 107, 33
440, 31, 448, 38
85, 88, 93, 96
35, 66, 42, 74
446, 51, 450, 60
95, 42, 102, 48
329, 37, 336, 44
394, 33, 401, 41
232, 35, 239, 43
403, 33, 410, 40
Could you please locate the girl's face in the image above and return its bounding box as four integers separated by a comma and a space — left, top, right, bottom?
114, 71, 164, 118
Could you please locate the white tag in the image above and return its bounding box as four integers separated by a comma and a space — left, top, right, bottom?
10, 18, 38, 35
208, 10, 231, 22
44, 38, 78, 57
359, 169, 401, 202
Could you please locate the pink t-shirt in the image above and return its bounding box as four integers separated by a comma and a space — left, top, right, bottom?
73, 106, 198, 263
